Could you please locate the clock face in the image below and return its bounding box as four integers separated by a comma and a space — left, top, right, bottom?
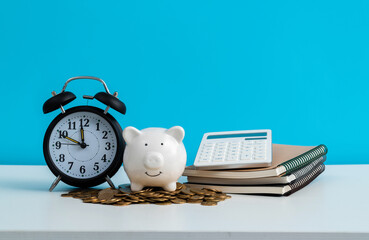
47, 110, 118, 179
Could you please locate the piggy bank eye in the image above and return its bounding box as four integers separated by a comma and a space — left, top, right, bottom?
145, 143, 148, 146
161, 143, 164, 146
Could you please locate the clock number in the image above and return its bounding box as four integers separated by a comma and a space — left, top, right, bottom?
68, 162, 73, 170
93, 162, 99, 171
58, 130, 68, 138
80, 165, 86, 174
105, 142, 111, 150
96, 123, 100, 131
102, 131, 108, 139
80, 119, 89, 127
101, 154, 107, 162
55, 141, 61, 149
59, 154, 65, 162
68, 121, 76, 130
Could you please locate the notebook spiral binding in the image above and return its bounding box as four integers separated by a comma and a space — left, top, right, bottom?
282, 144, 328, 175
286, 164, 325, 196
292, 156, 326, 179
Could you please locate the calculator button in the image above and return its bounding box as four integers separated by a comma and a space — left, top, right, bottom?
202, 148, 213, 152
198, 157, 210, 162
228, 152, 238, 155
202, 145, 214, 149
213, 157, 224, 162
227, 154, 238, 159
242, 145, 252, 149
240, 150, 251, 154
216, 145, 226, 149
201, 151, 213, 156
240, 154, 252, 160
229, 146, 239, 150
216, 148, 226, 152
226, 156, 238, 161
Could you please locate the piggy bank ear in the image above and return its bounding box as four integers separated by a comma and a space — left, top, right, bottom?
123, 126, 141, 144
166, 126, 185, 143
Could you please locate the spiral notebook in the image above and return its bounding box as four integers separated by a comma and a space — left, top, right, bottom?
187, 155, 326, 185
185, 164, 325, 196
183, 144, 328, 179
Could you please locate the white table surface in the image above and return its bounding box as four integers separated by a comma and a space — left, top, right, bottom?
0, 165, 368, 240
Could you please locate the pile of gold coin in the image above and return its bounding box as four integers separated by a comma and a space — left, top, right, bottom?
61, 182, 231, 206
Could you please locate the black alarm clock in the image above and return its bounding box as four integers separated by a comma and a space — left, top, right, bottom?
43, 76, 126, 191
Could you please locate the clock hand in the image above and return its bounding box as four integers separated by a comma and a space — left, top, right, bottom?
63, 135, 88, 149
80, 120, 85, 144
61, 143, 89, 146
63, 136, 82, 145
62, 134, 89, 149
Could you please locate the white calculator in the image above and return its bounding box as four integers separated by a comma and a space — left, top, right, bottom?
194, 130, 272, 170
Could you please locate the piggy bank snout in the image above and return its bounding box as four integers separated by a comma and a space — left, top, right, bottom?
144, 152, 164, 170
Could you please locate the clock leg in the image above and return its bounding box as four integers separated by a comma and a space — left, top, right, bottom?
49, 175, 62, 192
105, 175, 116, 189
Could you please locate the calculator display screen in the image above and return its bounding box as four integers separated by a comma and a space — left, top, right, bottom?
207, 132, 267, 139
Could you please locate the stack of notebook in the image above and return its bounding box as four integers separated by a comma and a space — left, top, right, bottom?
183, 144, 328, 196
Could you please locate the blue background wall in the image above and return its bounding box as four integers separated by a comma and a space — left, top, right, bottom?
0, 0, 368, 165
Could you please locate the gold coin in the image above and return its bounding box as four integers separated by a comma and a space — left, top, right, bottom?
190, 195, 204, 200
98, 188, 119, 201
155, 201, 172, 205
177, 194, 190, 199
187, 199, 203, 204
170, 198, 186, 204
115, 193, 128, 197
209, 196, 224, 201
180, 188, 194, 195
214, 193, 227, 199
203, 190, 216, 196
201, 201, 218, 206
176, 182, 184, 190
203, 188, 222, 193
139, 192, 155, 197
190, 189, 206, 195
156, 190, 171, 194
114, 201, 132, 206
61, 193, 73, 197
128, 195, 140, 200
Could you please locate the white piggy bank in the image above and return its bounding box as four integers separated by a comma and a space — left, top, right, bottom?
122, 126, 187, 191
